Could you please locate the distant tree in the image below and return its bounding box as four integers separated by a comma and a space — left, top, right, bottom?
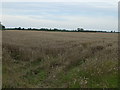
0, 22, 5, 30
54, 28, 58, 31
2, 25, 5, 30
15, 28, 18, 30
2, 25, 5, 28
28, 28, 32, 30
18, 27, 21, 30
77, 28, 84, 32
63, 29, 66, 31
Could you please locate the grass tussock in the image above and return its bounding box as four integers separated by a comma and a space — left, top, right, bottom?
2, 30, 118, 88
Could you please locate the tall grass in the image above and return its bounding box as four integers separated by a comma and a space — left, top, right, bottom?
2, 30, 118, 88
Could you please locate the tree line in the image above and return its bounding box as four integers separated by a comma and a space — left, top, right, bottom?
0, 23, 116, 33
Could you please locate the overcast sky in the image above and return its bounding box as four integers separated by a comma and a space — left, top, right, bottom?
1, 0, 118, 31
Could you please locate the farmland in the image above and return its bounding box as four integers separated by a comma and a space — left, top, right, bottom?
2, 30, 118, 88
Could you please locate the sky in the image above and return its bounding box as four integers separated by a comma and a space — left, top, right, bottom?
1, 0, 118, 31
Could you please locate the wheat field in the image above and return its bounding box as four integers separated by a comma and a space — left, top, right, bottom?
2, 30, 118, 88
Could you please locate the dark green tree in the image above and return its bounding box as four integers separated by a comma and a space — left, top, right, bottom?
18, 27, 21, 30
77, 28, 84, 32
0, 22, 5, 30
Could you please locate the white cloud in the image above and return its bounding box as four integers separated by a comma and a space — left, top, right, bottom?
2, 2, 117, 17
2, 14, 118, 31
1, 2, 118, 31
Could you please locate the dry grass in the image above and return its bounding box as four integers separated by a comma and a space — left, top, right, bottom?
2, 30, 118, 88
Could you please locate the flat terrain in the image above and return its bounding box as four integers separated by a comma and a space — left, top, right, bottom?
2, 30, 118, 88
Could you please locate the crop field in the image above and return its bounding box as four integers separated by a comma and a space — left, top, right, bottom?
2, 30, 118, 88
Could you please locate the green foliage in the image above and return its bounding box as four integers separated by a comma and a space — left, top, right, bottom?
2, 31, 118, 88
